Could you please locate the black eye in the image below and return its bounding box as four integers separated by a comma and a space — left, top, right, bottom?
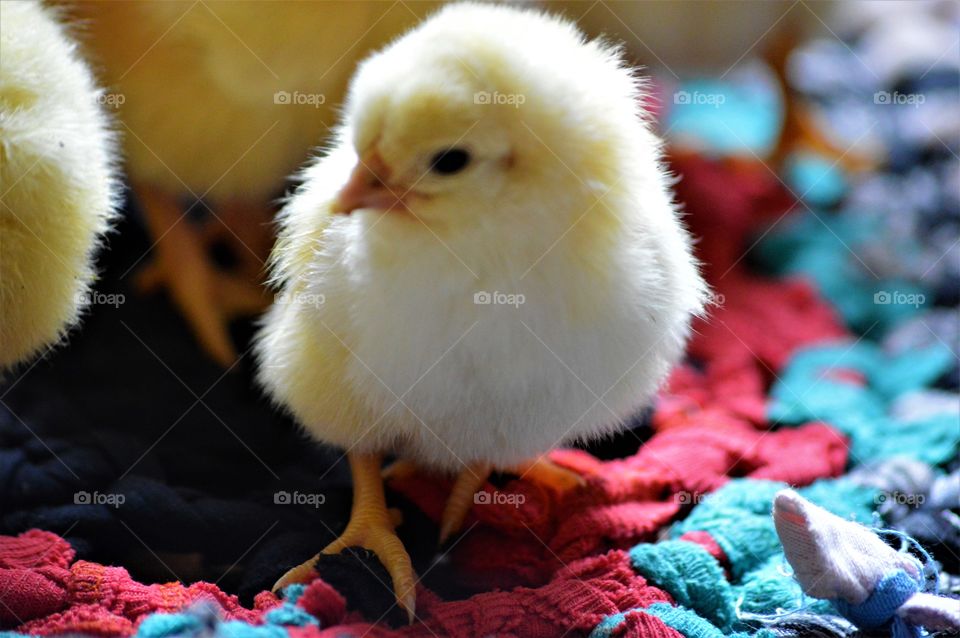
429, 148, 471, 175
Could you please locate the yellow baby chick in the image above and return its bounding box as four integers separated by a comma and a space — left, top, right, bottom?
0, 0, 119, 369
257, 2, 707, 620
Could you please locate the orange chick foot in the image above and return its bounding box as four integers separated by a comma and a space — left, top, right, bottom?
275, 453, 417, 623
438, 462, 491, 545
133, 184, 269, 367
509, 455, 587, 494
272, 553, 320, 592
437, 456, 586, 544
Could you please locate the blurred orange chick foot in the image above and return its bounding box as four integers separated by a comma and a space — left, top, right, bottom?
438, 462, 491, 545
133, 185, 269, 367
273, 453, 417, 623
509, 455, 587, 494
437, 456, 586, 544
765, 30, 874, 174
776, 107, 876, 173
200, 199, 274, 281
381, 458, 419, 481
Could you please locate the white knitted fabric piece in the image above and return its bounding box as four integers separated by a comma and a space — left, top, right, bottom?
772, 489, 921, 604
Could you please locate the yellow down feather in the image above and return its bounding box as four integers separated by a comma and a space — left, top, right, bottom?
0, 0, 119, 369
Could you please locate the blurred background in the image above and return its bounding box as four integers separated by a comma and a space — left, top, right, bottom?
2, 0, 957, 625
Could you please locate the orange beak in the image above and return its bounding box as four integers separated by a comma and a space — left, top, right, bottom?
332, 151, 406, 215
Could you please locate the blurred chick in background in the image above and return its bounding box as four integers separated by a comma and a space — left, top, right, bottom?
65, 1, 438, 366
0, 1, 119, 369
552, 0, 821, 76
257, 3, 707, 619
553, 0, 865, 169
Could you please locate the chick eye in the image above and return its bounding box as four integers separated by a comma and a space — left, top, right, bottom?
429, 148, 471, 175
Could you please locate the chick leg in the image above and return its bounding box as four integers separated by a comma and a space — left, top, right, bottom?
133, 184, 268, 366
381, 458, 419, 481
200, 198, 273, 281
273, 452, 416, 622
765, 29, 872, 172
437, 457, 585, 542
438, 462, 491, 544
509, 455, 586, 493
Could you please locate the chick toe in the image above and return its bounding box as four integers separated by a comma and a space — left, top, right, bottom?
509, 455, 587, 494
439, 462, 491, 545
272, 553, 320, 593
134, 184, 268, 366
277, 453, 417, 622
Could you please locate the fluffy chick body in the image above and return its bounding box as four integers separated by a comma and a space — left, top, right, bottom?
256, 4, 707, 472
0, 0, 118, 368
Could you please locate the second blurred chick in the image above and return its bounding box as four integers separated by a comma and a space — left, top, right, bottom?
68, 1, 438, 365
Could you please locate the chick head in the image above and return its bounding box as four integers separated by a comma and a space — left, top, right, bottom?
334, 3, 646, 235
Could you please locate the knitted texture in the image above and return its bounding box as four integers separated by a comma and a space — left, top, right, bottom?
832, 570, 919, 633
768, 342, 958, 466
773, 490, 921, 604
590, 602, 774, 638
1, 537, 685, 637
774, 489, 960, 635
0, 530, 273, 635
628, 542, 733, 631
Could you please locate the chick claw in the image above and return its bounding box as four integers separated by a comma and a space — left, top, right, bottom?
271, 553, 320, 592
273, 453, 416, 623
325, 517, 416, 623
271, 518, 416, 622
